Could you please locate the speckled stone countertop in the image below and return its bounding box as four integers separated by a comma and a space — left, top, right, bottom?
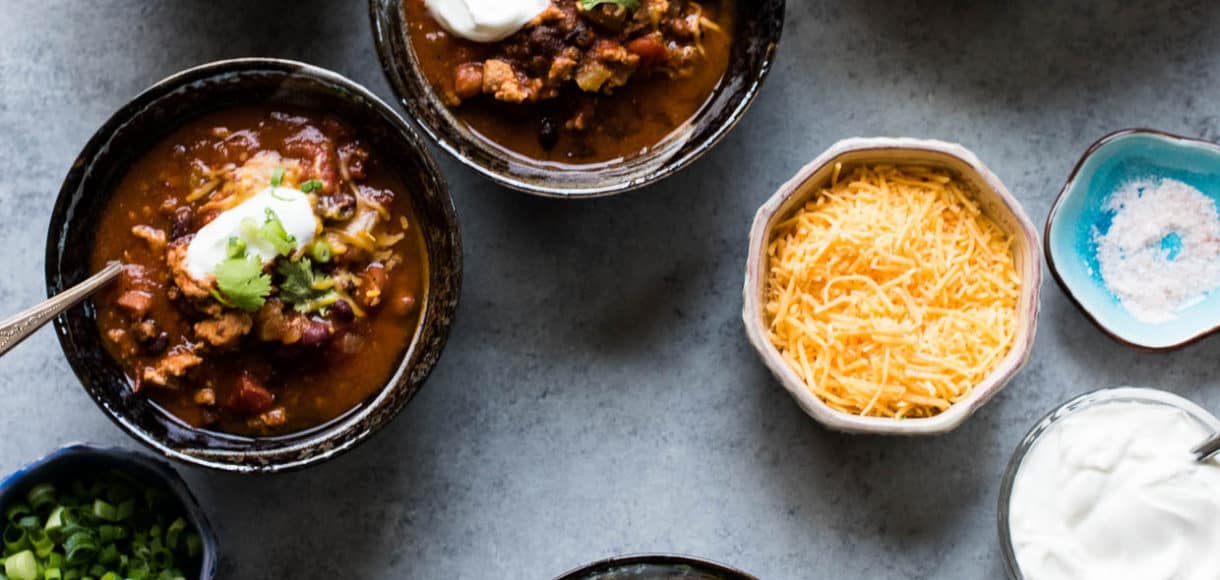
2, 1, 1220, 578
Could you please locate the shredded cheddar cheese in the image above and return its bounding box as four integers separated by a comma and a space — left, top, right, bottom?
764, 164, 1020, 419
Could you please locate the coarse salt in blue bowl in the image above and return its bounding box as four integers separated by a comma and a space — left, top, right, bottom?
0, 444, 218, 579
1046, 129, 1220, 350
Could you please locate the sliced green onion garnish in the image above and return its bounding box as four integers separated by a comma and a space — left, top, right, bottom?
3, 527, 28, 553
96, 544, 117, 566
226, 236, 247, 259
28, 529, 52, 559
183, 535, 200, 560
3, 550, 36, 580
114, 501, 134, 524
5, 506, 31, 527
163, 520, 185, 553
43, 507, 63, 535
300, 179, 324, 193
270, 167, 285, 187
64, 530, 97, 565
26, 486, 55, 514
89, 501, 116, 524
310, 239, 332, 263
149, 548, 171, 571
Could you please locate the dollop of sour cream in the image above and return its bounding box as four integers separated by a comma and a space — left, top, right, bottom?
424, 0, 549, 43
185, 187, 317, 279
1009, 400, 1220, 580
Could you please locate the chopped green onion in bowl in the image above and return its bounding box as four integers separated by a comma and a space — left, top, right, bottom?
1, 471, 202, 580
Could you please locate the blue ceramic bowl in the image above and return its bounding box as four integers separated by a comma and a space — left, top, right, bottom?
0, 444, 218, 579
1046, 129, 1220, 350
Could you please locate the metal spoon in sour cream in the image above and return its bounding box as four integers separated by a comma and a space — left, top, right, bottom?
424, 0, 550, 43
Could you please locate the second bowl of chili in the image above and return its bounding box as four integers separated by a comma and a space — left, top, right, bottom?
371, 0, 785, 197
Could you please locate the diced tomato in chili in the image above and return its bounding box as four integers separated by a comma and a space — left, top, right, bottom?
226, 373, 276, 414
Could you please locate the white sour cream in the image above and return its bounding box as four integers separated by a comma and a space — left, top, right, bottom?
185, 187, 317, 279
424, 0, 549, 43
1009, 400, 1220, 580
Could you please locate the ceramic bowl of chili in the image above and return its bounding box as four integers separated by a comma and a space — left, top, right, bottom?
46, 58, 462, 473
370, 0, 785, 197
0, 444, 219, 580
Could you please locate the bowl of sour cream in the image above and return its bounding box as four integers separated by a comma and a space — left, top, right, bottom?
998, 387, 1220, 580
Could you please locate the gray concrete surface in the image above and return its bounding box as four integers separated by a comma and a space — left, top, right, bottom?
2, 1, 1220, 578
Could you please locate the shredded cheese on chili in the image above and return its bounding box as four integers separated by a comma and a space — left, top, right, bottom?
764, 164, 1020, 418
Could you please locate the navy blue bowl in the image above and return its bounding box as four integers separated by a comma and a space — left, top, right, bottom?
0, 444, 218, 580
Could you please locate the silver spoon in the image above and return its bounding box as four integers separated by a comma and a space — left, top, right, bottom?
1195, 432, 1220, 463
0, 261, 124, 357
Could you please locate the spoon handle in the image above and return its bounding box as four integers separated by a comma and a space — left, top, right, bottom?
0, 261, 124, 357
1194, 433, 1220, 463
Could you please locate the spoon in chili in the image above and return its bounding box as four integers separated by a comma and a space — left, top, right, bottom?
0, 261, 123, 357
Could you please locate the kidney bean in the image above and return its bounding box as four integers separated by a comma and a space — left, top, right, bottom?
299, 319, 332, 348
627, 34, 668, 66
226, 373, 275, 414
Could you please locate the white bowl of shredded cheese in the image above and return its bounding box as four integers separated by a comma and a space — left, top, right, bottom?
742, 138, 1042, 435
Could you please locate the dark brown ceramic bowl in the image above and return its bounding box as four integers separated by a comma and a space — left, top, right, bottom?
554, 554, 758, 580
369, 0, 785, 198
45, 58, 462, 473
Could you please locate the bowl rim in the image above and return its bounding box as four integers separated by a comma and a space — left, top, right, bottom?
367, 0, 785, 198
742, 137, 1043, 435
551, 553, 758, 580
995, 386, 1220, 579
0, 443, 219, 580
1044, 127, 1220, 352
44, 57, 461, 473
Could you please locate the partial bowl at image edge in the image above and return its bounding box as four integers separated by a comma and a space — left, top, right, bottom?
45, 58, 462, 473
995, 386, 1220, 579
368, 0, 786, 198
553, 553, 758, 580
742, 137, 1043, 435
0, 443, 219, 580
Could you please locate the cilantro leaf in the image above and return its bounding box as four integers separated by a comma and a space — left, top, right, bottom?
214, 255, 271, 312
277, 258, 336, 313
259, 208, 296, 256
579, 0, 639, 9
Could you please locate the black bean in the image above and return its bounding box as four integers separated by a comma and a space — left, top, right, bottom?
170, 207, 193, 240
145, 332, 169, 355
567, 24, 595, 48
539, 117, 560, 151
330, 299, 355, 323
